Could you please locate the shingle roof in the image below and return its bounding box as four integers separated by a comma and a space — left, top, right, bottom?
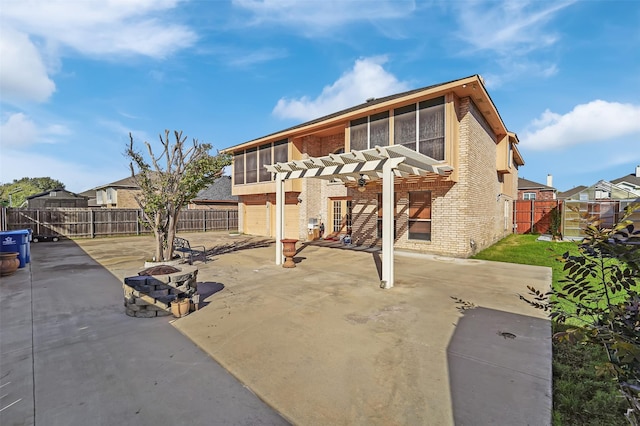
518, 177, 555, 190
611, 171, 640, 187
26, 188, 87, 200
193, 176, 238, 202
92, 175, 140, 190
558, 185, 587, 199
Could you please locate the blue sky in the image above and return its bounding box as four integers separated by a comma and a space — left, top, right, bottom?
1, 0, 639, 193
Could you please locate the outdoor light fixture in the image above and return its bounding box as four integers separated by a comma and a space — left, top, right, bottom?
357, 174, 367, 192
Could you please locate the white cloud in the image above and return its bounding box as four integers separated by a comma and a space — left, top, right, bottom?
233, 0, 415, 32
455, 0, 574, 55
273, 56, 410, 121
1, 0, 197, 59
227, 48, 288, 67
0, 113, 39, 147
0, 28, 56, 103
0, 112, 71, 148
0, 0, 196, 104
520, 100, 640, 150
454, 0, 575, 86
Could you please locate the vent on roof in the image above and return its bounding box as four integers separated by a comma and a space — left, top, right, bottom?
366, 97, 376, 103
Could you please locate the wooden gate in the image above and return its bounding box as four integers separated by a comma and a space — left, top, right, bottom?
514, 200, 562, 234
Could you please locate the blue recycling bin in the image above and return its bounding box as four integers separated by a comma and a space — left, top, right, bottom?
0, 229, 31, 268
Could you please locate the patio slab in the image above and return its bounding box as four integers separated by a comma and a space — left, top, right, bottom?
76, 233, 552, 425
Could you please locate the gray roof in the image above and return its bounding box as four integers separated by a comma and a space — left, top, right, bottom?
26, 188, 87, 200
92, 175, 140, 191
193, 176, 238, 202
518, 177, 555, 191
611, 171, 640, 187
558, 185, 587, 199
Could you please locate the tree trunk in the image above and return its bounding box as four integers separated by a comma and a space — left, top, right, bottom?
164, 208, 180, 261
153, 229, 163, 261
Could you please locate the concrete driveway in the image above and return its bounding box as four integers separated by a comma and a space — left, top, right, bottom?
74, 232, 553, 425
0, 238, 288, 426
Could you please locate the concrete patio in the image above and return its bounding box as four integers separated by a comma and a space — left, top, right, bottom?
74, 232, 552, 425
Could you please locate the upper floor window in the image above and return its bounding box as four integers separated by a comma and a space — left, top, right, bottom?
106, 188, 116, 203
234, 139, 288, 185
523, 192, 536, 200
394, 96, 445, 161
350, 112, 389, 151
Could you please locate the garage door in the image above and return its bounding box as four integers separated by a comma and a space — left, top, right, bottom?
268, 203, 299, 239
244, 203, 269, 236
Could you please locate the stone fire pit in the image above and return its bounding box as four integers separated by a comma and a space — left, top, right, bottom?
123, 265, 198, 318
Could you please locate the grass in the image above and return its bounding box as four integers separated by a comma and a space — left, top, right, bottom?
471, 233, 576, 285
472, 234, 629, 425
552, 324, 628, 425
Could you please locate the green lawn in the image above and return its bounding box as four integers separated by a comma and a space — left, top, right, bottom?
472, 234, 628, 425
471, 233, 575, 285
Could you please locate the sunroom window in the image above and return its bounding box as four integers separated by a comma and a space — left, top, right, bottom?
234, 139, 288, 185
394, 96, 445, 161
349, 112, 389, 151
234, 152, 244, 185
258, 143, 271, 182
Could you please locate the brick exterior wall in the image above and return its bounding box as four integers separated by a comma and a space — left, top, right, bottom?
517, 189, 555, 201
457, 98, 508, 255
114, 189, 141, 208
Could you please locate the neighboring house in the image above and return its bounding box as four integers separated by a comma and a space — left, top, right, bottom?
90, 174, 237, 210
611, 165, 640, 196
188, 176, 239, 210
517, 176, 557, 201
223, 74, 524, 261
79, 189, 99, 207
26, 188, 88, 208
558, 186, 587, 200
562, 179, 640, 202
92, 176, 141, 208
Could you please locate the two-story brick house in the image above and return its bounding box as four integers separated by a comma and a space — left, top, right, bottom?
518, 177, 557, 201
223, 75, 523, 286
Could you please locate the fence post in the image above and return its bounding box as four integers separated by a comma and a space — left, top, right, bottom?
530, 200, 534, 233
37, 210, 41, 235
137, 210, 140, 235
90, 209, 95, 238
203, 210, 206, 232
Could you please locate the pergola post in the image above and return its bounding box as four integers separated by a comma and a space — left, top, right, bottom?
381, 158, 403, 289
275, 173, 284, 265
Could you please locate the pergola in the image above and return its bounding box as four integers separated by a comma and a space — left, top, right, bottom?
265, 145, 453, 288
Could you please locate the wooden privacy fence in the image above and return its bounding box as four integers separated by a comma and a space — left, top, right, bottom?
513, 200, 562, 234
1, 208, 238, 238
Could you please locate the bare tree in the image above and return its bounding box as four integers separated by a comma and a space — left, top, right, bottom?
125, 130, 231, 261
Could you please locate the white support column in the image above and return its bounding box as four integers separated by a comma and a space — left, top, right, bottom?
275, 173, 284, 265
381, 158, 403, 289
